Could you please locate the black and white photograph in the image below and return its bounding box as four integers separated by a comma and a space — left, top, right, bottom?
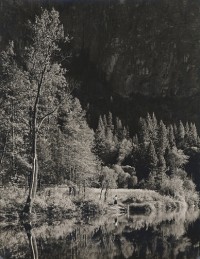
0, 0, 200, 258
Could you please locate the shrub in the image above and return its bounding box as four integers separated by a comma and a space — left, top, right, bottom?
160, 176, 184, 197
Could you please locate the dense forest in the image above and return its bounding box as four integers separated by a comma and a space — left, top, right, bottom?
0, 0, 200, 132
1, 3, 200, 259
0, 2, 200, 213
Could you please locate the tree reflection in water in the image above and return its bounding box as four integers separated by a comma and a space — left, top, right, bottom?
23, 222, 38, 259
0, 208, 200, 259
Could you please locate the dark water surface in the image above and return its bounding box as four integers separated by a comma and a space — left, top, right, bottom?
1, 208, 200, 259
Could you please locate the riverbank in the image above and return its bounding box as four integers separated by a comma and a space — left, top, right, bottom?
1, 185, 197, 222
1, 205, 199, 259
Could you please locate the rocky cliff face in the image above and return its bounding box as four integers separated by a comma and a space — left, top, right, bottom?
0, 0, 200, 131
60, 0, 200, 98
1, 0, 200, 98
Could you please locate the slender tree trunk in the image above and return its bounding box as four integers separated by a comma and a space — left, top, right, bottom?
104, 186, 108, 202
24, 222, 38, 259
23, 121, 38, 214
0, 131, 8, 166
100, 184, 104, 200
11, 100, 15, 174
23, 81, 41, 214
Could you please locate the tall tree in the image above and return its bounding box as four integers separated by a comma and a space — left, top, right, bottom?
189, 123, 198, 146
107, 111, 114, 132
23, 9, 70, 214
58, 98, 99, 186
157, 120, 168, 155
0, 42, 31, 184
138, 117, 150, 145
168, 124, 176, 148
147, 141, 158, 174
0, 9, 71, 214
95, 116, 106, 161
176, 121, 185, 147
151, 113, 158, 145
115, 117, 123, 141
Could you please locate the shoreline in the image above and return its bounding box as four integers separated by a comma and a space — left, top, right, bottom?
1, 186, 198, 223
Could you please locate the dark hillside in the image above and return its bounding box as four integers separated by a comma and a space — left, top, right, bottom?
0, 0, 200, 132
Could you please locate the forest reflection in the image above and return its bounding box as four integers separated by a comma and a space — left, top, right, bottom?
0, 208, 200, 259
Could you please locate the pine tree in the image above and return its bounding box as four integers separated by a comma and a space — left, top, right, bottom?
98, 116, 105, 130
177, 121, 185, 147
189, 123, 198, 146
157, 154, 166, 173
157, 120, 168, 155
104, 126, 118, 164
168, 124, 176, 148
185, 122, 190, 136
103, 115, 107, 129
152, 154, 166, 190
147, 141, 158, 173
0, 42, 31, 184
133, 134, 139, 146
146, 113, 153, 137
184, 122, 190, 147
138, 117, 150, 145
116, 117, 123, 130
107, 111, 114, 132
95, 116, 106, 160
152, 113, 158, 129
151, 112, 158, 144
115, 117, 123, 141
122, 126, 129, 139
117, 138, 132, 165
59, 98, 99, 185
173, 124, 178, 139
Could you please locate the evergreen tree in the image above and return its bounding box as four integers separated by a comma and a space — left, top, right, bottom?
117, 138, 132, 165
95, 114, 118, 165
116, 117, 123, 130
132, 134, 139, 146
58, 98, 99, 185
185, 122, 190, 136
138, 117, 150, 145
152, 112, 158, 144
104, 126, 118, 164
173, 124, 178, 140
157, 120, 168, 155
168, 124, 176, 148
147, 141, 158, 174
177, 121, 185, 147
95, 116, 106, 160
115, 117, 123, 141
157, 154, 167, 173
107, 111, 114, 132
146, 113, 153, 137
122, 126, 129, 140
103, 115, 107, 129
189, 123, 198, 146
184, 122, 190, 147
0, 42, 31, 184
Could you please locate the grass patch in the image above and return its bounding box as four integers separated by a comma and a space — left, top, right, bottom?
0, 186, 190, 221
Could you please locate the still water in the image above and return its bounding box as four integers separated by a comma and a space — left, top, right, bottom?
0, 208, 200, 259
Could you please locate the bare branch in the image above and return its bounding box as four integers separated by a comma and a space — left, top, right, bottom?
37, 106, 58, 131
37, 93, 71, 131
